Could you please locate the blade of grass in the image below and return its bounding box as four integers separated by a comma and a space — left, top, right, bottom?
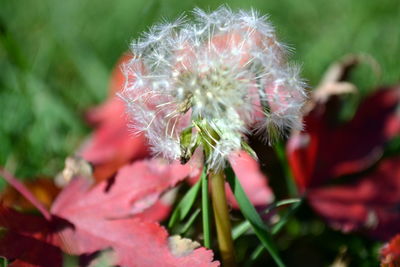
250, 244, 265, 261
168, 176, 201, 228
232, 220, 251, 240
180, 208, 201, 235
233, 198, 301, 240
249, 200, 303, 264
201, 169, 211, 248
226, 167, 285, 267
267, 198, 301, 213
272, 200, 302, 235
274, 142, 297, 197
243, 244, 265, 267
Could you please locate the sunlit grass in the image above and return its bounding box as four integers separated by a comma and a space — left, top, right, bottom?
0, 0, 399, 178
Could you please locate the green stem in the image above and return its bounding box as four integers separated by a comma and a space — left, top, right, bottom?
201, 171, 211, 248
210, 170, 236, 267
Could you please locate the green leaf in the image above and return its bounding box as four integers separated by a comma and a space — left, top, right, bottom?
168, 178, 201, 228
226, 167, 285, 267
201, 168, 211, 248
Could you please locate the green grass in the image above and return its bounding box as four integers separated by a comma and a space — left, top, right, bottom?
0, 0, 399, 178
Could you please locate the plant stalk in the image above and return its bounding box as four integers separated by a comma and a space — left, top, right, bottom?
210, 170, 236, 267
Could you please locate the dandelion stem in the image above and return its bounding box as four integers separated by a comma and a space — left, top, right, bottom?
210, 170, 236, 267
201, 170, 211, 248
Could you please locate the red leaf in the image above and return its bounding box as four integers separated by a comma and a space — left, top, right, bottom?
286, 86, 400, 239
1, 178, 59, 210
381, 234, 400, 267
287, 86, 400, 191
0, 234, 61, 267
308, 157, 400, 240
0, 206, 63, 267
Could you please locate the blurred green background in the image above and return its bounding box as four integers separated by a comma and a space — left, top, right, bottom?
1, 0, 399, 179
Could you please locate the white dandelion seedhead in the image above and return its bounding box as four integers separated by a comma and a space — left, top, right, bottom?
120, 6, 307, 170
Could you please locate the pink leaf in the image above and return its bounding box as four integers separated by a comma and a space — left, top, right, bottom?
185, 150, 274, 209
227, 151, 274, 208
56, 217, 218, 267
49, 159, 218, 266
52, 159, 194, 219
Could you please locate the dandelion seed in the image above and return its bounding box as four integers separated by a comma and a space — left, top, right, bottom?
120, 6, 307, 170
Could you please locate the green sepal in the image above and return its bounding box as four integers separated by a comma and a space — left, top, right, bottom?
179, 126, 197, 164
241, 140, 258, 160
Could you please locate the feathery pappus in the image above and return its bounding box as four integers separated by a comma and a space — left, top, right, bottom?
120, 6, 307, 170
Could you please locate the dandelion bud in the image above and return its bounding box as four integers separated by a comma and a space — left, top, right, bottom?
120, 6, 307, 170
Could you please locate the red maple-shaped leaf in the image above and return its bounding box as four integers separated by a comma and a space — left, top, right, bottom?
1, 160, 219, 266
55, 216, 218, 267
0, 206, 64, 267
52, 159, 196, 220
50, 159, 217, 266
308, 157, 400, 240
381, 234, 400, 267
286, 86, 400, 239
287, 86, 400, 191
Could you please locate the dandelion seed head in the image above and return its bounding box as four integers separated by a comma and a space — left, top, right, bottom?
121, 6, 307, 170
